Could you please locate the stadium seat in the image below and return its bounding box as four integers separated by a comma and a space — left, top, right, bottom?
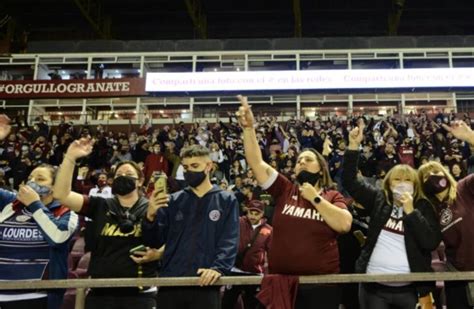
70, 237, 86, 270
71, 252, 91, 279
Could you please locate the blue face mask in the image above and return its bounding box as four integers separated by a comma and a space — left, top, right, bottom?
26, 180, 51, 197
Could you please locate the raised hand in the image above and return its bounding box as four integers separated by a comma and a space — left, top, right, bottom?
0, 114, 11, 141
236, 95, 255, 129
65, 137, 95, 161
348, 128, 363, 149
442, 121, 474, 144
322, 138, 333, 157
348, 119, 365, 149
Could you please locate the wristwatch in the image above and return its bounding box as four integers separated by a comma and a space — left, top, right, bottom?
313, 196, 322, 204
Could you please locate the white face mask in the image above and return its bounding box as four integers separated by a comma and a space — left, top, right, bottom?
392, 182, 414, 202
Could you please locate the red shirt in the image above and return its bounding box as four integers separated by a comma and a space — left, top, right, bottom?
264, 173, 347, 275
398, 145, 415, 167
144, 153, 169, 182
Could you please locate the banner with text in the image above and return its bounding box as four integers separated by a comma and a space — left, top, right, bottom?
0, 78, 146, 99
146, 68, 474, 92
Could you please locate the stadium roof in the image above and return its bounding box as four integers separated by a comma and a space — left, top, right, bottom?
1, 0, 474, 42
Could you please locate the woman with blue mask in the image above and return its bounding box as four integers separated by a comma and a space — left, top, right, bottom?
0, 163, 79, 309
343, 122, 442, 309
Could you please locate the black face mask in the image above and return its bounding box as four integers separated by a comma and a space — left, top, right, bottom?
184, 170, 207, 188
423, 175, 449, 195
112, 176, 137, 196
296, 170, 321, 186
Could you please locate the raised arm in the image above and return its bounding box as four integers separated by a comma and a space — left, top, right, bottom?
443, 121, 474, 150
53, 137, 94, 212
342, 121, 379, 211
237, 95, 276, 185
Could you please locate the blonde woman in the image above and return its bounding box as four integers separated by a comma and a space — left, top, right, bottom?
343, 122, 441, 309
419, 120, 474, 309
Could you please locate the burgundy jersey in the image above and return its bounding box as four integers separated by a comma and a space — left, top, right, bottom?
263, 173, 347, 275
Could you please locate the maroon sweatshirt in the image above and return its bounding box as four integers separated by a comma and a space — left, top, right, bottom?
439, 174, 474, 271
237, 216, 272, 274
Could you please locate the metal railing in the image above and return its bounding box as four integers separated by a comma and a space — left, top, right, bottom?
2, 272, 474, 309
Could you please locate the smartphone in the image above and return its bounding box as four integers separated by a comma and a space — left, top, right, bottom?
153, 172, 168, 194
353, 230, 366, 247
129, 244, 146, 255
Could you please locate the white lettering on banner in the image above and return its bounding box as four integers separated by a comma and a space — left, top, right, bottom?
281, 203, 324, 222
146, 68, 474, 92
76, 83, 85, 92
23, 84, 32, 94
1, 227, 44, 241
0, 82, 132, 95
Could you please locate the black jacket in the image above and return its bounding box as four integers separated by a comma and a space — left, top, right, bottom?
342, 150, 442, 296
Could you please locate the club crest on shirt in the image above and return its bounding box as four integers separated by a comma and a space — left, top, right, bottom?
15, 215, 31, 222
15, 208, 33, 223
209, 210, 221, 222
175, 210, 184, 221
440, 208, 453, 226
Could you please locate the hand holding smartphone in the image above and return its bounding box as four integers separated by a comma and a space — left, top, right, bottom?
129, 244, 147, 256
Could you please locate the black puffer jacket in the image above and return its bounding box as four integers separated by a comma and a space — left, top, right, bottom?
342, 150, 442, 297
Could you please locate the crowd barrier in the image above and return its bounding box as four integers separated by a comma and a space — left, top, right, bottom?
2, 272, 474, 308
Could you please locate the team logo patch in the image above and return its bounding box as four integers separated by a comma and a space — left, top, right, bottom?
209, 210, 221, 222
175, 210, 184, 221
440, 208, 453, 226
15, 215, 31, 222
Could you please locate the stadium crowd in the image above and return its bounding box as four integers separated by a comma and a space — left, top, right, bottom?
0, 101, 473, 309
2, 110, 471, 195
